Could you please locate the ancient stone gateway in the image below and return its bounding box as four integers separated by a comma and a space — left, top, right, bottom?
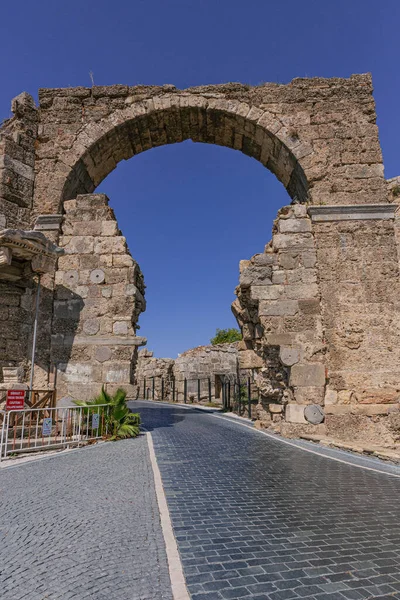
0, 74, 399, 442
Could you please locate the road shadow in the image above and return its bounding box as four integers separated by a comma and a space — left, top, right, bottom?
128, 400, 187, 431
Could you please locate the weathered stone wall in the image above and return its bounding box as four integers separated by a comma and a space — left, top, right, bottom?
134, 343, 246, 404
51, 193, 146, 400
0, 93, 37, 230
0, 92, 40, 388
174, 343, 241, 403
234, 203, 400, 444
234, 204, 325, 426
0, 280, 33, 385
135, 349, 175, 401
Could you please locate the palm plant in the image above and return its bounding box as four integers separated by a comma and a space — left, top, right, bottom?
75, 387, 140, 440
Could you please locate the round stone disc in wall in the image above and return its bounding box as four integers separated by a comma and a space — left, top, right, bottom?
304, 404, 325, 425
90, 269, 105, 284
64, 270, 79, 285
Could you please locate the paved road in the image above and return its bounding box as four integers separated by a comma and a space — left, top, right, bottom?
1, 402, 400, 600
135, 402, 400, 600
0, 435, 173, 600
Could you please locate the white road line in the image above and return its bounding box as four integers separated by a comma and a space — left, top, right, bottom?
146, 431, 190, 600
212, 414, 400, 479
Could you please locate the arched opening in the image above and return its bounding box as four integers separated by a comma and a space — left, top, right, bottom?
59, 98, 309, 207
96, 140, 289, 357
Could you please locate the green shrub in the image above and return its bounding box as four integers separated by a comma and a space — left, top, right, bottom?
75, 386, 140, 440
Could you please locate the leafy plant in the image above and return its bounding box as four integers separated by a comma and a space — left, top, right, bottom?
75, 386, 140, 440
392, 184, 400, 198
210, 328, 242, 345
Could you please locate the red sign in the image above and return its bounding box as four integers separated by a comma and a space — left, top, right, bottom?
6, 390, 25, 410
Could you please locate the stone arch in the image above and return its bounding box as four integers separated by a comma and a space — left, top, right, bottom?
44, 95, 312, 212
2, 77, 397, 443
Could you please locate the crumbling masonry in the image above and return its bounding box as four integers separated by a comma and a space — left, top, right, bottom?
0, 74, 399, 443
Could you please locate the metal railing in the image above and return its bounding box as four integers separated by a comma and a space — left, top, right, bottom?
137, 375, 260, 419
0, 404, 109, 461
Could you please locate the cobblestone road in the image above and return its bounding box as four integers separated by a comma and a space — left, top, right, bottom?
0, 435, 173, 600
135, 402, 400, 600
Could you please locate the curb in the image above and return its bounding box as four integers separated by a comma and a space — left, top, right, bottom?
146, 431, 190, 600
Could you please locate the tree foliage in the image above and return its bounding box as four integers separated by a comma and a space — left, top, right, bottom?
210, 328, 242, 345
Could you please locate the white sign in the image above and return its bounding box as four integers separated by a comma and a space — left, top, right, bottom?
42, 418, 52, 436
92, 413, 100, 429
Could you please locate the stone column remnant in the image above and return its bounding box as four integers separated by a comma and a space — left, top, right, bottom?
51, 194, 146, 400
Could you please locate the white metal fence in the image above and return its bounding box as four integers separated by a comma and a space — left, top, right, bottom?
0, 404, 109, 461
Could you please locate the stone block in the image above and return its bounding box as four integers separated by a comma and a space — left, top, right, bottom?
60, 383, 102, 401
285, 404, 307, 424
293, 386, 325, 405
103, 363, 131, 384
101, 221, 118, 236
268, 403, 283, 413
58, 362, 102, 384
324, 389, 338, 405
63, 270, 79, 286
293, 204, 308, 218
2, 366, 24, 384
113, 254, 134, 267
284, 283, 319, 300
298, 299, 320, 314
106, 383, 137, 398
301, 251, 317, 268
94, 236, 126, 255
259, 300, 299, 316
352, 404, 390, 416
238, 350, 264, 369
113, 321, 129, 335
101, 287, 112, 298
265, 333, 295, 346
272, 270, 286, 284
72, 222, 102, 236
240, 266, 272, 287
64, 236, 94, 254
251, 285, 283, 301
337, 389, 355, 404
279, 252, 299, 270
239, 260, 251, 273
290, 363, 326, 387
57, 255, 79, 270
279, 219, 312, 233
251, 253, 277, 266
273, 233, 314, 250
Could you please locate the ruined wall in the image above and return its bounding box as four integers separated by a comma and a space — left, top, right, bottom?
234, 204, 325, 426
0, 93, 39, 387
51, 193, 146, 400
135, 349, 175, 401
235, 203, 400, 445
174, 343, 240, 403
134, 343, 245, 404
0, 93, 37, 230
310, 193, 400, 445
0, 279, 33, 385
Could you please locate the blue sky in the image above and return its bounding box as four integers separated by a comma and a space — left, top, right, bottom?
1, 1, 399, 357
